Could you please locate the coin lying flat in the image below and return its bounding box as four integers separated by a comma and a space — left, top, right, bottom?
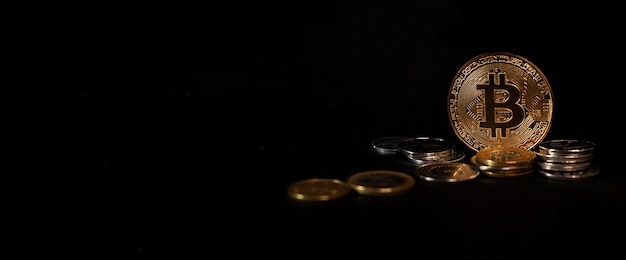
287, 178, 353, 201
346, 170, 415, 196
448, 52, 554, 152
416, 162, 480, 183
538, 165, 600, 180
475, 147, 537, 167
537, 139, 596, 155
370, 136, 412, 155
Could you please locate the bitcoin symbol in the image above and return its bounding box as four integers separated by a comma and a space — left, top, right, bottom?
448, 52, 554, 152
477, 72, 524, 138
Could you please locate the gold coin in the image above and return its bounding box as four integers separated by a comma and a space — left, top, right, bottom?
475, 147, 536, 167
415, 162, 480, 183
287, 178, 352, 202
480, 168, 535, 178
448, 52, 554, 152
470, 155, 532, 172
346, 170, 415, 196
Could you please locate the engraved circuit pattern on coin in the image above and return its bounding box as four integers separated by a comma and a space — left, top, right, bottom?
448, 52, 554, 152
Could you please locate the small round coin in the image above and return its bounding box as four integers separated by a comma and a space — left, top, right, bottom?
416, 162, 480, 183
347, 170, 415, 196
370, 136, 412, 155
287, 178, 353, 202
448, 52, 554, 152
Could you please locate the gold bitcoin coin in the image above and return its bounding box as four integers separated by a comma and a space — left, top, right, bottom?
287, 178, 353, 202
448, 52, 554, 152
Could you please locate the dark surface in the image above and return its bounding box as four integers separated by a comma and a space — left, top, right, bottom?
30, 1, 625, 259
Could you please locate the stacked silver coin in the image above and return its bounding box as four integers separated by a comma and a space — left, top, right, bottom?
396, 136, 465, 165
533, 139, 599, 180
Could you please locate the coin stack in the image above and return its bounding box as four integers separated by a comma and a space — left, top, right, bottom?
533, 139, 599, 180
470, 147, 537, 178
396, 137, 465, 165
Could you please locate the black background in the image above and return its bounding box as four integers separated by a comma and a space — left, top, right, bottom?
29, 1, 626, 259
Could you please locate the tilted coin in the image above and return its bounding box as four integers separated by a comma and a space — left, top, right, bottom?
287, 178, 353, 202
346, 170, 415, 196
448, 52, 554, 152
474, 147, 536, 167
370, 136, 412, 155
416, 162, 480, 183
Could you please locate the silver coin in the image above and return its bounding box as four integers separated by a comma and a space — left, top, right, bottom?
406, 149, 466, 165
537, 165, 600, 180
537, 139, 597, 155
536, 160, 593, 172
397, 137, 455, 158
534, 150, 594, 163
371, 136, 412, 155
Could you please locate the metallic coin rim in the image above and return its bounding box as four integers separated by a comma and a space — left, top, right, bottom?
416, 162, 480, 183
371, 136, 412, 155
537, 139, 597, 154
397, 137, 455, 157
346, 170, 415, 196
447, 52, 554, 152
470, 155, 533, 172
536, 160, 593, 172
480, 168, 535, 178
406, 149, 466, 165
287, 178, 353, 201
537, 165, 600, 180
475, 147, 537, 167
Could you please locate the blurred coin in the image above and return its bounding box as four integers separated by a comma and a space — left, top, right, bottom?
538, 165, 600, 180
347, 170, 415, 196
371, 136, 411, 155
416, 162, 480, 183
448, 52, 554, 152
475, 147, 536, 167
288, 178, 353, 202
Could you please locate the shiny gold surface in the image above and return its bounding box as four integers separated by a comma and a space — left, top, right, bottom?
415, 162, 480, 182
448, 52, 554, 152
288, 178, 353, 201
475, 147, 536, 167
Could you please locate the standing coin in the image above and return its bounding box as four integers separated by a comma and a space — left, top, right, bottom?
448, 52, 554, 152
